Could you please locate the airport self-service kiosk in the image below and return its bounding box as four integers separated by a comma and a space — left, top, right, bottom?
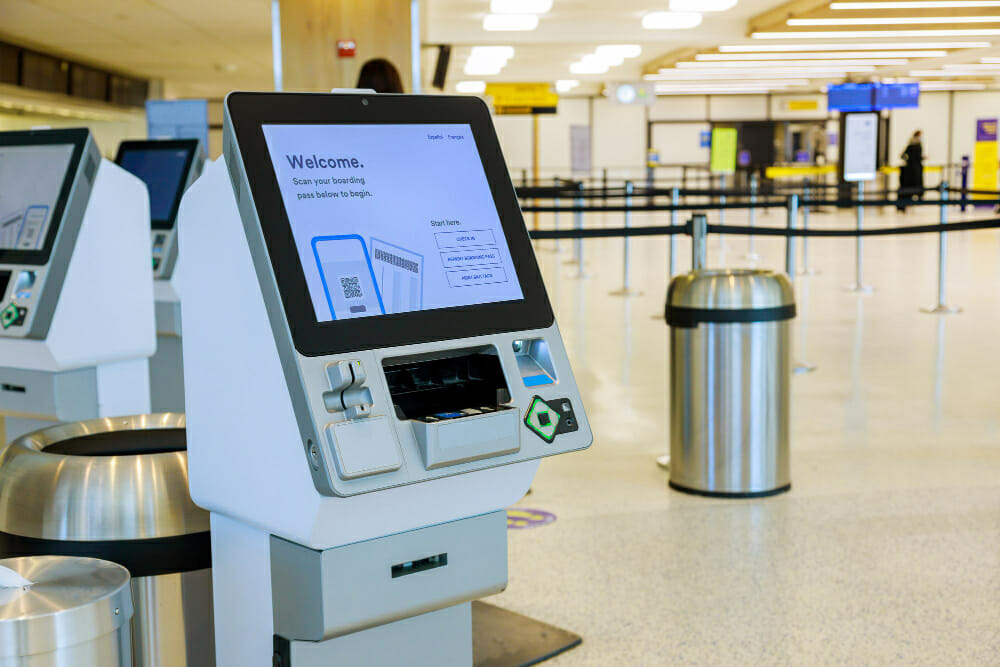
0, 128, 154, 441
178, 92, 592, 665
114, 138, 203, 413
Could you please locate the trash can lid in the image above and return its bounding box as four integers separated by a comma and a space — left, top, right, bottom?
666, 269, 795, 327
0, 556, 132, 658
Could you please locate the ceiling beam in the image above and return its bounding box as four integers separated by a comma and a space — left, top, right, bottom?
748, 0, 833, 35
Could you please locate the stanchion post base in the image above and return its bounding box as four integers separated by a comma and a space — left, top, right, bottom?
656, 454, 670, 470
609, 288, 643, 297
920, 304, 962, 314
797, 268, 820, 276
793, 360, 817, 374
843, 283, 875, 294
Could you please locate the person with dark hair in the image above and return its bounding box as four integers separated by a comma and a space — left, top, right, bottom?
356, 58, 404, 94
897, 130, 924, 212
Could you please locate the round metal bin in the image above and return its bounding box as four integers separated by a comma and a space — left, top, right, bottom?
0, 556, 133, 666
0, 414, 214, 667
666, 269, 794, 497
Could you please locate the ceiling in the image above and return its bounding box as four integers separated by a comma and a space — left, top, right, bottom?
1, 0, 1000, 101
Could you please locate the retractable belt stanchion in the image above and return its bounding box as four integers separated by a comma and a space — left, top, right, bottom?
799, 180, 817, 276
718, 174, 727, 255
610, 181, 640, 296
846, 181, 874, 293
785, 194, 816, 374
921, 181, 962, 314
745, 172, 759, 260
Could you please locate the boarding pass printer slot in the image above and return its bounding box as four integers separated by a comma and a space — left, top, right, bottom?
383, 349, 521, 470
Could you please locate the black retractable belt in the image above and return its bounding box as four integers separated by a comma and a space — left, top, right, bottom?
665, 304, 797, 328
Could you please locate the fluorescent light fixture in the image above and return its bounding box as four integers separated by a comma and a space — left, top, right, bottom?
649, 70, 829, 80
570, 58, 609, 74
753, 29, 1000, 38
596, 44, 642, 59
464, 46, 514, 75
456, 81, 486, 93
670, 0, 737, 10
490, 0, 553, 12
908, 68, 995, 75
653, 79, 809, 87
719, 41, 991, 51
789, 16, 1000, 25
944, 62, 1000, 68
555, 79, 580, 92
483, 13, 539, 30
642, 11, 703, 30
981, 57, 1000, 62
678, 59, 907, 67
468, 46, 515, 60
663, 65, 876, 74
695, 50, 946, 60
832, 1, 1000, 7
919, 81, 987, 89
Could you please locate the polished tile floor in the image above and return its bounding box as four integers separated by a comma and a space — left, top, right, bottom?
491, 200, 1000, 665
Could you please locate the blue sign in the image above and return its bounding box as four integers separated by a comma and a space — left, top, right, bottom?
146, 99, 209, 155
827, 83, 875, 112
699, 130, 711, 148
874, 82, 919, 109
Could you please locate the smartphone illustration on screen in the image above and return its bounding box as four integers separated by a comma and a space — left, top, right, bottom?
312, 234, 385, 320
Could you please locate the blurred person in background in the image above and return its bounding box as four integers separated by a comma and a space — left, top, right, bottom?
356, 58, 404, 93
897, 130, 924, 212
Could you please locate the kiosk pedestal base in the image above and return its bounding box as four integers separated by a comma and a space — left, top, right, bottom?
472, 601, 582, 667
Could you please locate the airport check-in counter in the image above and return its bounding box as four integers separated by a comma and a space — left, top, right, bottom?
0, 128, 155, 442
178, 92, 592, 665
115, 138, 204, 413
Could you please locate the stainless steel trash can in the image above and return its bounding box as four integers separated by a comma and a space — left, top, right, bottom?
666, 269, 794, 497
0, 414, 214, 667
0, 555, 133, 666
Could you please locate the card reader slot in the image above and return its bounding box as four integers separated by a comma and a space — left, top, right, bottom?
391, 553, 448, 579
383, 351, 511, 421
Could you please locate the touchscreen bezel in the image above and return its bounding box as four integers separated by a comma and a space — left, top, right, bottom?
226, 92, 554, 357
115, 139, 200, 230
0, 128, 89, 266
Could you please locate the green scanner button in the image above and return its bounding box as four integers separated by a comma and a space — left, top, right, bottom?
525, 396, 560, 443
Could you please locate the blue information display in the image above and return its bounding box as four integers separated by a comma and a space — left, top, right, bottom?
827, 83, 875, 112
874, 82, 920, 109
118, 148, 191, 222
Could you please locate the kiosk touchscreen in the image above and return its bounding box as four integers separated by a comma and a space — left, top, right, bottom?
115, 138, 203, 412
0, 128, 154, 441
178, 92, 591, 665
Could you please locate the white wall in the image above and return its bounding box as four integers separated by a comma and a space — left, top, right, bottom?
485, 89, 1000, 178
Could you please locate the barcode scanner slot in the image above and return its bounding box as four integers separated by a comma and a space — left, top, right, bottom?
391, 553, 448, 578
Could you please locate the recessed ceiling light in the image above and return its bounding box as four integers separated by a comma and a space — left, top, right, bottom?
719, 41, 991, 51
570, 58, 609, 74
456, 81, 487, 93
596, 44, 642, 59
832, 1, 1000, 7
483, 13, 539, 30
469, 46, 515, 60
696, 51, 947, 60
670, 0, 737, 10
753, 29, 1000, 38
642, 11, 703, 30
490, 0, 552, 12
556, 79, 580, 92
789, 16, 1000, 25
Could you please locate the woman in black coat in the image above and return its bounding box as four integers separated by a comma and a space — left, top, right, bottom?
897, 130, 924, 212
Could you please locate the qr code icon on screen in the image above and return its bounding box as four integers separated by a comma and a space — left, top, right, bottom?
340, 276, 364, 300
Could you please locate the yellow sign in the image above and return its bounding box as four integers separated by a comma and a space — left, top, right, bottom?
973, 118, 998, 199
710, 127, 738, 175
765, 165, 836, 178
786, 99, 820, 112
485, 83, 558, 115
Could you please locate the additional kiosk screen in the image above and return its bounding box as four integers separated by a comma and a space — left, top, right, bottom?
261, 123, 525, 321
115, 140, 198, 229
0, 144, 74, 251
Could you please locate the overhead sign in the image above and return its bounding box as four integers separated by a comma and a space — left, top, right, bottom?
709, 127, 738, 175
827, 82, 875, 113
486, 83, 558, 115
843, 112, 879, 182
786, 99, 820, 112
972, 118, 998, 201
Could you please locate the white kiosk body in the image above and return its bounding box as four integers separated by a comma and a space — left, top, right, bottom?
115, 139, 204, 413
0, 128, 155, 441
179, 92, 592, 666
